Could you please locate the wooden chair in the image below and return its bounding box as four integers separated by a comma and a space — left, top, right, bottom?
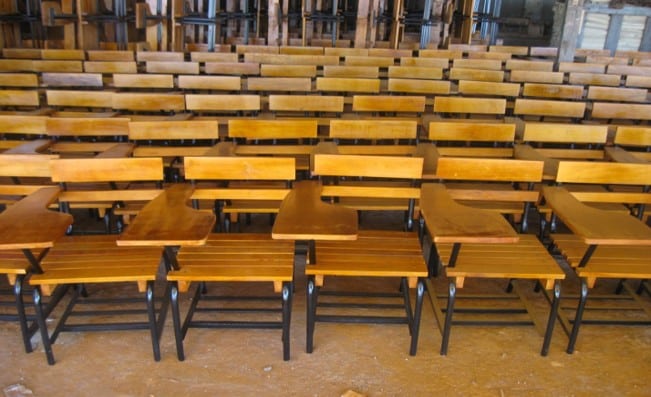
625, 75, 651, 89
420, 157, 565, 355
298, 153, 428, 355
543, 162, 651, 353
29, 157, 166, 364
168, 156, 296, 360
612, 126, 651, 162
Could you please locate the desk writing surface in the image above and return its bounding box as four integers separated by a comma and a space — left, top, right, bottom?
0, 187, 72, 249
420, 183, 519, 244
272, 180, 357, 241
117, 184, 216, 247
543, 186, 651, 245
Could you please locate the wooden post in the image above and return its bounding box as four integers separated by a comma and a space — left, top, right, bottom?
367, 0, 379, 47
557, 0, 585, 63
268, 0, 280, 45
282, 0, 289, 45
460, 0, 474, 44
389, 0, 403, 49
354, 0, 370, 47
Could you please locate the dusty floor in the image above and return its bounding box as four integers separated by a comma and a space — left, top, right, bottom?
0, 211, 649, 397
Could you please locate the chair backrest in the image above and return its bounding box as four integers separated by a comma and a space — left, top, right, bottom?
185, 94, 260, 113
177, 75, 241, 91
568, 72, 621, 87
558, 62, 605, 74
322, 66, 379, 78
590, 102, 651, 121
87, 51, 135, 61
434, 97, 506, 116
41, 73, 103, 88
113, 92, 186, 112
260, 64, 317, 77
522, 83, 584, 100
505, 60, 553, 72
452, 58, 502, 71
32, 60, 83, 73
0, 73, 38, 88
586, 86, 648, 103
387, 79, 451, 95
84, 61, 138, 74
41, 49, 85, 60
614, 126, 651, 148
0, 115, 48, 137
316, 77, 381, 94
388, 66, 443, 80
46, 89, 113, 109
344, 55, 394, 67
145, 61, 199, 75
204, 62, 260, 75
458, 81, 520, 97
400, 57, 449, 68
428, 120, 515, 149
606, 64, 651, 77
228, 119, 318, 140
113, 74, 174, 89
449, 68, 504, 82
352, 95, 425, 113
269, 95, 344, 113
190, 52, 238, 63
0, 154, 57, 202
509, 70, 564, 84
329, 119, 417, 141
136, 51, 184, 62
513, 98, 586, 119
0, 89, 40, 107
247, 77, 312, 92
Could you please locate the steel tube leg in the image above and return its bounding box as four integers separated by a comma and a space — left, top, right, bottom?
33, 287, 55, 365
14, 275, 32, 353
440, 282, 456, 355
567, 280, 589, 354
306, 277, 317, 353
409, 279, 426, 356
145, 282, 161, 361
170, 282, 185, 361
281, 283, 291, 361
541, 281, 561, 356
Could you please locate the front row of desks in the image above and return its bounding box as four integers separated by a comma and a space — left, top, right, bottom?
1, 180, 650, 364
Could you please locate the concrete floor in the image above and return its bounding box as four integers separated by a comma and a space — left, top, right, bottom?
0, 212, 650, 396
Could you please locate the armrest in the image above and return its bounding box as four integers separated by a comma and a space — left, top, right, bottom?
272, 180, 357, 241
3, 139, 52, 154
203, 141, 237, 157
604, 146, 647, 164
94, 143, 135, 158
513, 143, 559, 181
542, 185, 651, 245
414, 143, 441, 180
0, 187, 72, 249
420, 183, 519, 244
117, 184, 216, 246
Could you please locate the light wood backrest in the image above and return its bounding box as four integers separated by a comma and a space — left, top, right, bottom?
558, 62, 605, 74
113, 74, 174, 89
435, 157, 544, 182
434, 97, 506, 115
428, 121, 516, 142
625, 75, 651, 88
87, 51, 135, 61
522, 83, 584, 100
146, 61, 199, 74
46, 89, 113, 108
388, 66, 443, 80
591, 103, 651, 121
260, 64, 317, 77
490, 45, 528, 56
614, 126, 651, 147
449, 44, 488, 53
568, 72, 621, 87
236, 45, 279, 54
177, 75, 241, 90
185, 94, 260, 112
324, 48, 369, 57
575, 49, 611, 57
84, 61, 138, 74
47, 117, 130, 137
449, 68, 504, 82
587, 86, 648, 103
452, 59, 502, 71
0, 115, 47, 135
247, 77, 311, 92
330, 119, 417, 140
353, 95, 425, 113
0, 73, 38, 87
513, 99, 586, 118
50, 157, 164, 182
269, 95, 344, 113
0, 59, 34, 72
42, 72, 103, 87
467, 51, 511, 61
204, 62, 260, 75
529, 47, 558, 57
509, 70, 564, 84
0, 154, 56, 178
400, 57, 449, 68
2, 48, 41, 59
32, 60, 83, 73
41, 49, 85, 60
323, 66, 379, 78
190, 52, 238, 62
279, 46, 323, 55
344, 56, 395, 67
245, 53, 338, 66
458, 80, 520, 97
505, 60, 553, 71
388, 79, 451, 95
228, 119, 318, 139
112, 93, 186, 112
314, 154, 423, 180
316, 77, 380, 93
136, 51, 184, 62
418, 49, 463, 59
585, 56, 629, 65
555, 161, 651, 186
607, 64, 651, 77
185, 156, 295, 181
368, 48, 412, 58
128, 120, 219, 140
523, 123, 608, 144
0, 90, 40, 107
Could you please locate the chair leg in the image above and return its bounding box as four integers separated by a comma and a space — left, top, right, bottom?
14, 275, 32, 353
170, 282, 185, 361
306, 277, 317, 354
33, 287, 55, 365
541, 280, 561, 356
409, 279, 426, 356
401, 278, 413, 335
567, 279, 589, 354
281, 282, 292, 361
145, 281, 161, 362
440, 281, 456, 356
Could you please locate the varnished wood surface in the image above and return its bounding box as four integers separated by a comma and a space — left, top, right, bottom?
513, 144, 559, 180
542, 186, 651, 245
272, 180, 357, 241
420, 183, 518, 244
117, 184, 216, 247
0, 187, 72, 250
3, 139, 51, 154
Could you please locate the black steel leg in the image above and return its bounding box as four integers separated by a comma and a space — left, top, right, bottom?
567, 280, 589, 354
14, 275, 32, 353
440, 281, 456, 355
409, 279, 425, 356
281, 282, 291, 361
145, 281, 161, 361
170, 282, 185, 361
33, 287, 55, 365
541, 281, 561, 356
306, 277, 317, 353
401, 278, 413, 335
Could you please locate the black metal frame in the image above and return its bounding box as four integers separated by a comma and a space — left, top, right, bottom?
170, 280, 293, 361
33, 280, 169, 365
306, 275, 426, 356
